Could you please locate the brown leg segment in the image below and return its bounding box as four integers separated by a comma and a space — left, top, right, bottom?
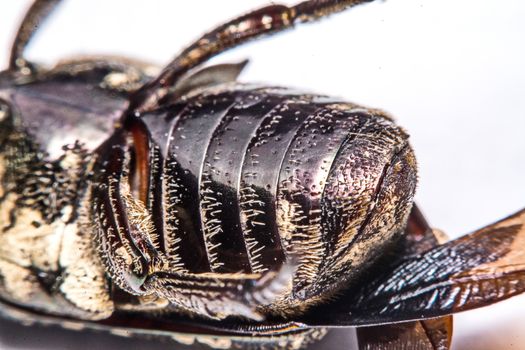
130, 0, 375, 112
144, 263, 294, 320
9, 0, 63, 73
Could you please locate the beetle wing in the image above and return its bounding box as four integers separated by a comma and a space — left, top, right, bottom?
169, 60, 249, 99
299, 207, 525, 327
353, 205, 453, 350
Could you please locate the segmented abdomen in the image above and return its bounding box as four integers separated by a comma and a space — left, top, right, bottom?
140, 84, 416, 295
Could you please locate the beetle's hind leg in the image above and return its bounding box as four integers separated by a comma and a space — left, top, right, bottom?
92, 142, 293, 320
130, 0, 375, 112
9, 0, 62, 73
143, 264, 294, 320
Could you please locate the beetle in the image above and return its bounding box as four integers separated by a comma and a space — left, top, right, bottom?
0, 1, 524, 349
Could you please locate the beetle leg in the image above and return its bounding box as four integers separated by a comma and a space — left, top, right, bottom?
92, 138, 161, 295
92, 136, 294, 320
9, 0, 63, 74
130, 0, 375, 112
144, 264, 294, 321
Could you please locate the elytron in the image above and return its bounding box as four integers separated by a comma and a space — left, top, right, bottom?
0, 1, 524, 349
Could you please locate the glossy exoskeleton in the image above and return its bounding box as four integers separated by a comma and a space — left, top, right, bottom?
0, 1, 524, 349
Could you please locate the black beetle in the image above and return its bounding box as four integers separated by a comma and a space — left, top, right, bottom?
0, 1, 524, 349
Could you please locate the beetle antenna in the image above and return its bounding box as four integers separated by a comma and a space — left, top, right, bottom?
129, 0, 375, 113
9, 0, 63, 74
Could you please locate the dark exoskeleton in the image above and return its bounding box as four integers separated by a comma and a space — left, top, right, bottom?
0, 1, 524, 349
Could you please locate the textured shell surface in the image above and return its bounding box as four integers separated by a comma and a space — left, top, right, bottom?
1, 1, 525, 350
0, 2, 420, 348
105, 83, 417, 311
0, 63, 417, 348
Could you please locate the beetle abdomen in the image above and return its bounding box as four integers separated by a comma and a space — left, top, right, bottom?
135, 84, 418, 312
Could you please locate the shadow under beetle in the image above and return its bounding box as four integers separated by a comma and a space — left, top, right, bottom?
0, 1, 524, 349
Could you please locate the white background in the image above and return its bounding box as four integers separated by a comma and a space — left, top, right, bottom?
0, 1, 524, 349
